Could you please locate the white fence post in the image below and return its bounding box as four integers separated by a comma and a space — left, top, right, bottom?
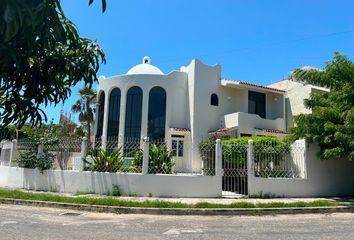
101, 135, 106, 150
0, 140, 5, 164
247, 139, 254, 195
215, 139, 223, 176
37, 138, 44, 156
9, 139, 17, 166
81, 136, 88, 171
142, 137, 149, 174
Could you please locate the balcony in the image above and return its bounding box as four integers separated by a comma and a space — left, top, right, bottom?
220, 112, 285, 136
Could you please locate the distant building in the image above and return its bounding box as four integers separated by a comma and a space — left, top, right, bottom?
59, 111, 77, 135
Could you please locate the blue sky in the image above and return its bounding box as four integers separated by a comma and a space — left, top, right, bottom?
47, 0, 354, 123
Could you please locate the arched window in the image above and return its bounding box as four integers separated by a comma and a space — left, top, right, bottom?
210, 93, 219, 106
96, 92, 105, 138
107, 88, 121, 139
148, 87, 166, 140
124, 86, 143, 139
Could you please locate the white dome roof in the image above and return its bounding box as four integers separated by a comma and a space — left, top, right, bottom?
126, 56, 164, 75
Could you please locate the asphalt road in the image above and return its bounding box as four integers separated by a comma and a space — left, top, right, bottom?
0, 204, 354, 240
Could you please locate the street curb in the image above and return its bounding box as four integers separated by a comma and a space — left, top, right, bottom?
0, 198, 354, 216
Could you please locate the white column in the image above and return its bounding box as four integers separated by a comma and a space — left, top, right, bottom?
79, 136, 88, 171
215, 139, 223, 176
0, 140, 5, 164
37, 138, 45, 156
102, 92, 109, 149
140, 89, 149, 146
142, 137, 149, 174
118, 90, 127, 149
283, 94, 287, 131
93, 102, 99, 140
247, 139, 254, 195
9, 139, 17, 166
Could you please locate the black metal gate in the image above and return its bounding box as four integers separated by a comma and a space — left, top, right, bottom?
222, 142, 248, 196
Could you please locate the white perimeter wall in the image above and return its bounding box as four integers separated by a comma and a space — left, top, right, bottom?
249, 144, 354, 197
0, 167, 222, 198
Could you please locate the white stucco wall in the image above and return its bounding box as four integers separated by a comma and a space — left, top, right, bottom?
0, 167, 222, 198
181, 60, 222, 171
97, 71, 189, 143
249, 144, 354, 197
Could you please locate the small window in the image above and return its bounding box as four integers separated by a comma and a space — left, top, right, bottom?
172, 140, 177, 156
171, 134, 184, 138
240, 133, 252, 137
171, 139, 184, 157
178, 140, 184, 157
210, 93, 219, 106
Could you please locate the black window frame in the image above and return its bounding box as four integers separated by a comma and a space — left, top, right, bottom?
95, 91, 105, 138
148, 86, 167, 141
210, 93, 219, 106
124, 86, 143, 139
248, 91, 266, 119
107, 88, 121, 139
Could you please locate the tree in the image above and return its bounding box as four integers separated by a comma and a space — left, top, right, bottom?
89, 0, 107, 12
0, 0, 106, 127
290, 52, 354, 161
71, 87, 96, 145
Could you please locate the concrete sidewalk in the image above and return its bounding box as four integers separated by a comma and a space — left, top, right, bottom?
83, 196, 354, 205
18, 188, 354, 205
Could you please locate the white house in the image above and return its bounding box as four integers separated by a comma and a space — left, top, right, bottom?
95, 56, 290, 172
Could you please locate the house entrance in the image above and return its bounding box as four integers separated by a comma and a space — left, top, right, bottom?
171, 135, 186, 172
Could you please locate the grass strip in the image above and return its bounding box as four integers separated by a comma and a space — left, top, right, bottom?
0, 188, 346, 209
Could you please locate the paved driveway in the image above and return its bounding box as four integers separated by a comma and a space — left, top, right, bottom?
0, 204, 353, 240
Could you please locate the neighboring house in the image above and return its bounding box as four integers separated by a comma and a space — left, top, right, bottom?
268, 68, 329, 130
59, 111, 78, 134
94, 56, 293, 172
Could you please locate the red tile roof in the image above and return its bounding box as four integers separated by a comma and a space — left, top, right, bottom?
222, 79, 286, 93
255, 128, 288, 134
209, 126, 237, 133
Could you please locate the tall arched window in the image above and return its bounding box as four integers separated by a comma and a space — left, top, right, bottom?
107, 88, 121, 139
210, 93, 219, 106
96, 92, 105, 138
148, 87, 166, 140
124, 86, 143, 139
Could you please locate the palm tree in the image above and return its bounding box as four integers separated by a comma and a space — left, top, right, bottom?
71, 87, 96, 145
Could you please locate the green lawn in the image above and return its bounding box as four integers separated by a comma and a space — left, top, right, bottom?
0, 188, 346, 209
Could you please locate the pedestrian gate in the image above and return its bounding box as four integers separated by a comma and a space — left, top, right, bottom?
222, 142, 248, 196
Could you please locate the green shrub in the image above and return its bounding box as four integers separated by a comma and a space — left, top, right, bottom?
199, 136, 291, 173
127, 144, 175, 174
88, 147, 125, 172
17, 149, 54, 173
124, 150, 143, 173
17, 150, 37, 169
148, 144, 175, 174
36, 152, 55, 172
223, 136, 290, 165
